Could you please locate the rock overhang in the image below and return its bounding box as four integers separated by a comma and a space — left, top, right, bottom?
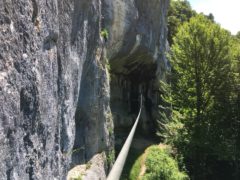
104, 0, 169, 82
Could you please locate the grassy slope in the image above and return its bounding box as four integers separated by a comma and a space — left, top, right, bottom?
120, 144, 189, 180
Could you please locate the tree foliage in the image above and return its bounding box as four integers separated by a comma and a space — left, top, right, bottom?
235, 31, 240, 40
161, 13, 240, 179
167, 0, 196, 45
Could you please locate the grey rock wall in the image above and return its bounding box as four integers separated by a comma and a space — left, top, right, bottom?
0, 0, 112, 179
0, 0, 169, 179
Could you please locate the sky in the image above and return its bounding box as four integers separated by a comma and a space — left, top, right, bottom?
188, 0, 240, 35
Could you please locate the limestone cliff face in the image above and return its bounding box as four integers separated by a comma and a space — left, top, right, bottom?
0, 0, 169, 179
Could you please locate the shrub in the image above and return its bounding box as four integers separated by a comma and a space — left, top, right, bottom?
143, 146, 189, 180
100, 29, 109, 40
107, 149, 115, 167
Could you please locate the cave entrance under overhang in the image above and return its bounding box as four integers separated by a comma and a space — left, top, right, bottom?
109, 52, 159, 150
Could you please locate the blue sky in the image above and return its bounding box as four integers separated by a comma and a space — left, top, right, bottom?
188, 0, 240, 34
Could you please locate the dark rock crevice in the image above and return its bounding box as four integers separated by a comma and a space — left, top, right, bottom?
31, 0, 38, 23
6, 167, 13, 180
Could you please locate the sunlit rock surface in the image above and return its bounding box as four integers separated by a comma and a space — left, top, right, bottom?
0, 0, 169, 179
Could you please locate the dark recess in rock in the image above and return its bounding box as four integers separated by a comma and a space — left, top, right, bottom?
0, 14, 11, 25
6, 168, 13, 180
25, 158, 34, 180
43, 30, 58, 50
31, 0, 38, 23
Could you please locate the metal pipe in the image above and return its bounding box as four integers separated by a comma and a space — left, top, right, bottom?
107, 95, 143, 180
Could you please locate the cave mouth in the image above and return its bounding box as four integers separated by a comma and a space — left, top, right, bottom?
109, 55, 159, 151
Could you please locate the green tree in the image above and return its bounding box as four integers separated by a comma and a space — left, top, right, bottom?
229, 35, 240, 180
206, 13, 215, 22
169, 14, 234, 179
235, 31, 240, 39
168, 0, 196, 45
